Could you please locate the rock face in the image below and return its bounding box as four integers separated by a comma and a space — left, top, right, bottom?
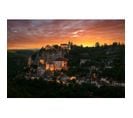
27, 45, 69, 76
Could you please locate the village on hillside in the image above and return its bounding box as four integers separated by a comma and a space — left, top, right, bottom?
24, 42, 125, 88
7, 20, 125, 98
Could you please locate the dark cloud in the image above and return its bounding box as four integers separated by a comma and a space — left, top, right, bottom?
7, 20, 125, 49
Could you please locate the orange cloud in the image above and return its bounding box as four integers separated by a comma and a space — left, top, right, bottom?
7, 20, 125, 49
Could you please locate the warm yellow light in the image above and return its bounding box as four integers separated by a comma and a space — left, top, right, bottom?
39, 59, 45, 64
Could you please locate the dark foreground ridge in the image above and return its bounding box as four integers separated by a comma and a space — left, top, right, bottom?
8, 79, 124, 98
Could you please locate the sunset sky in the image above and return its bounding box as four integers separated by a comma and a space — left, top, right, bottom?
7, 20, 125, 49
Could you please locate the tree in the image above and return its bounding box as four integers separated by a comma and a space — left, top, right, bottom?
95, 42, 100, 47
53, 45, 59, 49
103, 43, 108, 47
112, 42, 118, 46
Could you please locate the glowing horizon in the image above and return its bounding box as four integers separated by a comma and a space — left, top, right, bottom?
7, 20, 125, 49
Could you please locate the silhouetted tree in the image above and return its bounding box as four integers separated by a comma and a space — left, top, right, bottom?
95, 42, 100, 47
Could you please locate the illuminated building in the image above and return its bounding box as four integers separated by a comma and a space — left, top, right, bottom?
39, 59, 45, 65
27, 44, 69, 77
28, 56, 32, 67
45, 62, 55, 71
54, 57, 68, 70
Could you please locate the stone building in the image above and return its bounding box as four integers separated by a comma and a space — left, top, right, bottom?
27, 44, 69, 76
